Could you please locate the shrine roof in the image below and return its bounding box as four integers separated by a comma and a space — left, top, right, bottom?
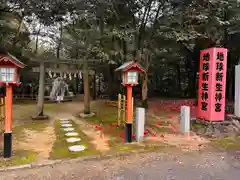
115, 61, 145, 72
0, 52, 25, 68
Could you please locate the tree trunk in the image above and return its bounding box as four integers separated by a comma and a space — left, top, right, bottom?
140, 52, 150, 108
36, 62, 45, 117
108, 64, 117, 100
56, 22, 63, 59
141, 73, 148, 108
34, 25, 41, 54
176, 64, 182, 97
12, 15, 24, 47
98, 72, 101, 96
83, 61, 90, 114
92, 69, 96, 100
228, 66, 234, 101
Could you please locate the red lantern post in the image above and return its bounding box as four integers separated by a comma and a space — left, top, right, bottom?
115, 61, 144, 143
0, 53, 25, 158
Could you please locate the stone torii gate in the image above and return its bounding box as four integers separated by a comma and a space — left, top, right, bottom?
30, 57, 104, 119
31, 58, 100, 98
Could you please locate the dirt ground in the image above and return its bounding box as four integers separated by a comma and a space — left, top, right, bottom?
1, 100, 211, 162
11, 101, 111, 161
15, 125, 56, 160
146, 101, 210, 151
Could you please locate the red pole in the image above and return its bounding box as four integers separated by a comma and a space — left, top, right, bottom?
4, 85, 13, 158
125, 85, 133, 142
126, 85, 132, 123
5, 85, 12, 131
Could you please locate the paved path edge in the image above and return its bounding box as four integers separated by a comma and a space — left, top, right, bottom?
0, 149, 155, 172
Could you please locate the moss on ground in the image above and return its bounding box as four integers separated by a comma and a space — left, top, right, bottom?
213, 137, 240, 150
83, 102, 125, 142
49, 120, 99, 160
0, 119, 49, 167
85, 102, 118, 125
191, 123, 205, 131
0, 151, 37, 167
12, 120, 50, 141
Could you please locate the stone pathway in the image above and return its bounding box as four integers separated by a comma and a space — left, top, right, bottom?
59, 119, 86, 152
51, 111, 111, 152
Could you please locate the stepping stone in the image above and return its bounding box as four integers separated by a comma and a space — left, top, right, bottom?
68, 145, 86, 152
66, 137, 81, 143
61, 124, 72, 127
61, 120, 70, 124
65, 132, 79, 137
60, 119, 69, 121
63, 127, 75, 132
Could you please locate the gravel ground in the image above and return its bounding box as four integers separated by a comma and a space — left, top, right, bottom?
0, 151, 240, 180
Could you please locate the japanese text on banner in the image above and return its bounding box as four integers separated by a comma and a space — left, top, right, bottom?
201, 52, 210, 112
214, 52, 224, 113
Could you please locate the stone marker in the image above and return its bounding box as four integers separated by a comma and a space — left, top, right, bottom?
135, 107, 145, 142
235, 65, 240, 117
180, 106, 190, 135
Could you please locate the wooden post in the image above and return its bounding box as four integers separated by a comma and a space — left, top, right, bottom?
132, 97, 134, 116
1, 97, 4, 120
117, 93, 121, 126
123, 95, 126, 124
0, 98, 2, 120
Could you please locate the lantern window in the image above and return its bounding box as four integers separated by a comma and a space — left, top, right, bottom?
127, 72, 138, 83
0, 67, 15, 82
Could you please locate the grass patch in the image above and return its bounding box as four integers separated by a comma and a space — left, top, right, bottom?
49, 120, 99, 160
109, 142, 167, 154
44, 103, 66, 112
213, 137, 240, 150
0, 150, 37, 167
112, 143, 142, 152
191, 123, 205, 131
12, 103, 69, 124
83, 102, 126, 142
85, 102, 118, 125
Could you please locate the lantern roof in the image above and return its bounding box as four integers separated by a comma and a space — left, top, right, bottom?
0, 52, 25, 68
115, 61, 145, 72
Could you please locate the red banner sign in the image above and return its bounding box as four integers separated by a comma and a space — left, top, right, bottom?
197, 47, 227, 121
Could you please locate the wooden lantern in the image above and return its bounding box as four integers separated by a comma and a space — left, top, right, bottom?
0, 53, 25, 86
115, 61, 145, 143
115, 61, 145, 86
